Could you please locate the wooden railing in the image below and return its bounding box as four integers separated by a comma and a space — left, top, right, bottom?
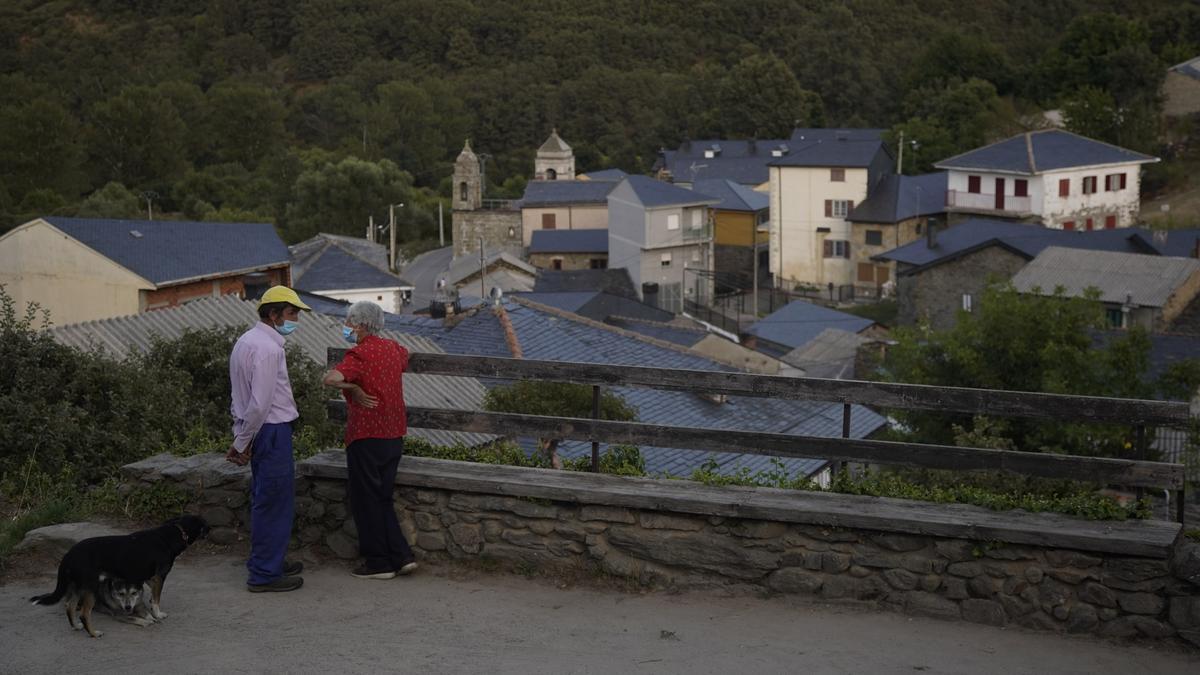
327, 350, 1194, 523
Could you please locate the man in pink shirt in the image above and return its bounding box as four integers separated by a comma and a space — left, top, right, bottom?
228, 286, 310, 593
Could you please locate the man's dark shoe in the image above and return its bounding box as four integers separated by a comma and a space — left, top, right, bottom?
283, 560, 304, 576
247, 576, 304, 593
352, 564, 396, 580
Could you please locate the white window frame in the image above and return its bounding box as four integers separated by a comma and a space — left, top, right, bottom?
691, 248, 701, 262
666, 214, 679, 230
962, 293, 973, 312
831, 200, 850, 218
690, 209, 702, 229
660, 252, 672, 267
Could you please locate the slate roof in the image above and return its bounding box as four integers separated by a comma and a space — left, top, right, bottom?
656, 138, 791, 185
290, 234, 409, 291
1011, 247, 1200, 308
619, 175, 719, 209
768, 128, 889, 168
745, 301, 875, 356
580, 168, 628, 181
528, 228, 608, 254
521, 180, 616, 207
512, 290, 674, 324
605, 316, 708, 348
49, 295, 495, 448
538, 130, 571, 153
39, 217, 289, 286
533, 268, 638, 298
935, 130, 1157, 174
446, 251, 537, 287
691, 179, 769, 213
872, 218, 1162, 272
407, 296, 885, 478
1169, 56, 1200, 81
780, 328, 871, 380
848, 172, 948, 224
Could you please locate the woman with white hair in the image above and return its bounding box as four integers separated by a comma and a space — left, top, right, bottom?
323, 300, 417, 579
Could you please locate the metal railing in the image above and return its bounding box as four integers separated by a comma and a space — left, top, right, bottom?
946, 190, 1032, 213
327, 350, 1193, 523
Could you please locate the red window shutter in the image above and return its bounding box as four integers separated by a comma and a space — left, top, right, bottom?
843, 243, 851, 259
824, 200, 832, 217
1014, 179, 1028, 197
1119, 173, 1127, 189
847, 200, 854, 214
823, 240, 832, 257
1104, 175, 1112, 191
968, 176, 981, 194
1085, 218, 1094, 231
1063, 221, 1075, 231
1059, 179, 1069, 197
1105, 215, 1116, 229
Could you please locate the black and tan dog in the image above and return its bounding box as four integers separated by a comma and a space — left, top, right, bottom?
30, 515, 209, 637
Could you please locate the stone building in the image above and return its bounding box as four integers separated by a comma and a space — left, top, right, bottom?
534, 129, 575, 181
452, 140, 522, 260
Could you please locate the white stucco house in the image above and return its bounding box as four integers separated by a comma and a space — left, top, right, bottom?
289, 233, 413, 313
766, 128, 894, 289
935, 130, 1158, 231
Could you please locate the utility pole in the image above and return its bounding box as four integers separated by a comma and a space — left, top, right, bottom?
752, 217, 759, 318
141, 191, 158, 220
897, 130, 904, 175
478, 235, 486, 301
438, 202, 445, 247
368, 215, 375, 243
389, 203, 400, 272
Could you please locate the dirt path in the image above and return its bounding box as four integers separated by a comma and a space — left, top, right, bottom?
2, 553, 1196, 675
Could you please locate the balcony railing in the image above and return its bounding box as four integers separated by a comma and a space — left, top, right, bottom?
945, 190, 1031, 214
480, 199, 519, 211
681, 222, 713, 241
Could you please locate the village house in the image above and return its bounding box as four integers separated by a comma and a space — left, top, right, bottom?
289, 233, 414, 313
766, 128, 895, 292
935, 129, 1158, 230
1164, 56, 1200, 119
0, 216, 289, 325
607, 175, 718, 312
654, 137, 791, 189
846, 172, 948, 292
692, 178, 770, 292
1011, 247, 1200, 332
527, 229, 608, 271
519, 180, 614, 248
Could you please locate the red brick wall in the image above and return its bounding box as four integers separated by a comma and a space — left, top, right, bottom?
142, 267, 289, 311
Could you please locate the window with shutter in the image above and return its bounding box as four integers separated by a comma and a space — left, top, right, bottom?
1063, 221, 1075, 231
542, 213, 556, 230
1014, 179, 1028, 197
831, 168, 845, 182
1083, 176, 1096, 194
1105, 215, 1116, 229
824, 200, 832, 217
1104, 175, 1112, 191
823, 240, 833, 257
1119, 173, 1127, 189
1059, 179, 1069, 197
865, 230, 883, 246
667, 214, 679, 230
968, 176, 981, 193
1085, 218, 1094, 230
857, 263, 874, 282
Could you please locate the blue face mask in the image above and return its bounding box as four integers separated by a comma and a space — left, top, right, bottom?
275, 319, 298, 336
342, 326, 357, 344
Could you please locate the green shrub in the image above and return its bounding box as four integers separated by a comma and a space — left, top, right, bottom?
563, 444, 647, 476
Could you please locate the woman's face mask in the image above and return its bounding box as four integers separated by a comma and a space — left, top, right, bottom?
342, 325, 357, 344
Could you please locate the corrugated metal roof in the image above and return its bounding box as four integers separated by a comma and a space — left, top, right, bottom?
1011, 247, 1200, 308
49, 295, 495, 448
41, 217, 289, 286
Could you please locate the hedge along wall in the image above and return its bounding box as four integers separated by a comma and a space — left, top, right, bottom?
121, 451, 1200, 647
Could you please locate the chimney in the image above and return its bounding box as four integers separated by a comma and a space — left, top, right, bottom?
925, 219, 937, 249
242, 272, 270, 301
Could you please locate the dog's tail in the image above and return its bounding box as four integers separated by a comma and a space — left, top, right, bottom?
29, 563, 71, 606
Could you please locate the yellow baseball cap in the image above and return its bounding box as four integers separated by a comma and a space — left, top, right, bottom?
257, 285, 312, 311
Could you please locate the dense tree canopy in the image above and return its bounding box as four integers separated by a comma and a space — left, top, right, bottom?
0, 1, 1190, 237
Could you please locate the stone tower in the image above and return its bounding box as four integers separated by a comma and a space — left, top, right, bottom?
534, 129, 575, 181
453, 139, 482, 210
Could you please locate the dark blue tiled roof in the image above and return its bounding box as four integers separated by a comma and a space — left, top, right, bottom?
534, 268, 637, 298
620, 175, 720, 208
427, 298, 885, 477
873, 218, 1160, 271
1135, 228, 1200, 257
1172, 56, 1200, 80
935, 130, 1157, 174
658, 138, 791, 185
43, 216, 289, 286
745, 301, 875, 354
692, 179, 769, 213
528, 228, 608, 254
521, 180, 616, 207
293, 243, 404, 291
511, 291, 598, 314
295, 290, 351, 315
516, 292, 674, 324
849, 172, 947, 223
581, 168, 628, 181
768, 129, 889, 168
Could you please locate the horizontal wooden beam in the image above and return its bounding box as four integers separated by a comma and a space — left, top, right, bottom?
365, 352, 1186, 426
325, 401, 1184, 490
298, 453, 1182, 558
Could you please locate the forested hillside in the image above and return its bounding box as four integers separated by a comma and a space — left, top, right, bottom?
0, 0, 1195, 242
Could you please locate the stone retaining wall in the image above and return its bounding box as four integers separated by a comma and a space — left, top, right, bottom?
121, 452, 1200, 647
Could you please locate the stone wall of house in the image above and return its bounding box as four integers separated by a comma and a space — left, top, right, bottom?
121, 452, 1200, 647
528, 252, 606, 271
897, 246, 1028, 329
453, 210, 523, 259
